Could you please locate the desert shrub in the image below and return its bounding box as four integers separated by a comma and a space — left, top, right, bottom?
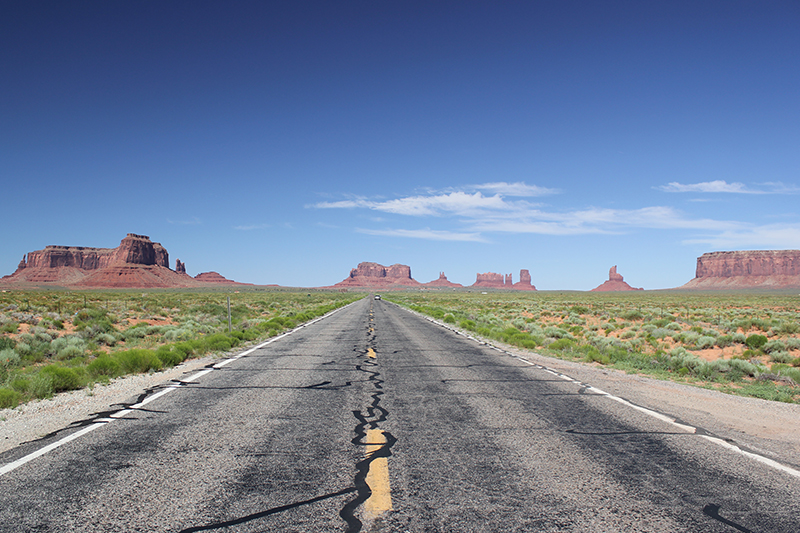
695, 336, 716, 350
548, 338, 575, 351
680, 332, 700, 346
40, 365, 84, 392
785, 337, 800, 351
774, 321, 800, 334
745, 334, 768, 350
731, 332, 747, 344
763, 339, 787, 354
774, 365, 800, 384
88, 356, 121, 377
95, 333, 118, 346
459, 320, 476, 331
728, 358, 760, 377
769, 351, 794, 364
116, 349, 163, 374
666, 322, 682, 331
621, 310, 644, 321
203, 333, 237, 352
715, 335, 734, 348
155, 345, 185, 367
50, 336, 87, 360
443, 313, 456, 324
584, 348, 610, 365
0, 348, 20, 368
543, 326, 572, 339
123, 327, 148, 340
0, 337, 15, 351
0, 388, 22, 409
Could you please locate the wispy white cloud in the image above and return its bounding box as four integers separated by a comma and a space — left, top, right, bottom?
311, 181, 779, 245
471, 181, 559, 197
234, 223, 269, 231
657, 180, 798, 194
314, 191, 513, 217
469, 206, 742, 235
357, 228, 487, 242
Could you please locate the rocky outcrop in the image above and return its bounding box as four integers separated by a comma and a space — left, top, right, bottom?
333, 262, 420, 288
680, 250, 800, 289
110, 233, 169, 267
513, 269, 536, 290
472, 270, 535, 290
472, 272, 506, 289
194, 271, 244, 284
591, 266, 643, 292
2, 234, 245, 288
423, 272, 463, 288
176, 259, 187, 274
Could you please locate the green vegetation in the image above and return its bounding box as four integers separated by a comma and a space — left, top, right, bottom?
387, 290, 800, 403
0, 290, 361, 408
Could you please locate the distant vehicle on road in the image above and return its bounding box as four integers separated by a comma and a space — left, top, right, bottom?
374, 295, 381, 300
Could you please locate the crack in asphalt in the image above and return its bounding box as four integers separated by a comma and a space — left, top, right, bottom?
339, 304, 397, 533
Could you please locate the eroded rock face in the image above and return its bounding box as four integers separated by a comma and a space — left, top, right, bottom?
473, 270, 535, 290
591, 265, 643, 291
176, 259, 186, 274
681, 250, 800, 289
472, 272, 505, 288
111, 233, 169, 267
513, 269, 537, 290
333, 262, 420, 288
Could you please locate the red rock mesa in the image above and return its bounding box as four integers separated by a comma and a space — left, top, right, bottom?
680, 250, 800, 289
2, 234, 245, 288
333, 262, 421, 288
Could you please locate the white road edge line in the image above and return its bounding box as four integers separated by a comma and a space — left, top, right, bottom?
397, 302, 800, 481
0, 302, 355, 477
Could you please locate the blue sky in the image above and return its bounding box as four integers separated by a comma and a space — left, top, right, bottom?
2, 1, 799, 290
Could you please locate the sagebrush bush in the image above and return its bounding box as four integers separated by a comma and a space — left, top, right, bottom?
763, 339, 787, 354
0, 348, 20, 368
769, 351, 794, 364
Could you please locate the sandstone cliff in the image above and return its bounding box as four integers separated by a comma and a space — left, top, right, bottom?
333, 262, 420, 288
472, 269, 536, 290
590, 266, 643, 292
513, 269, 536, 291
2, 234, 244, 288
680, 250, 800, 289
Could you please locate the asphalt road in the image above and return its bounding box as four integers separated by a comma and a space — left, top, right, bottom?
1, 297, 798, 532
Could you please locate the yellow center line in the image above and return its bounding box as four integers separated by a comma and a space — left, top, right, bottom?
367, 348, 376, 358
364, 429, 392, 518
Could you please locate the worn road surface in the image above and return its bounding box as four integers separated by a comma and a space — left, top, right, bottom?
1, 297, 798, 532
